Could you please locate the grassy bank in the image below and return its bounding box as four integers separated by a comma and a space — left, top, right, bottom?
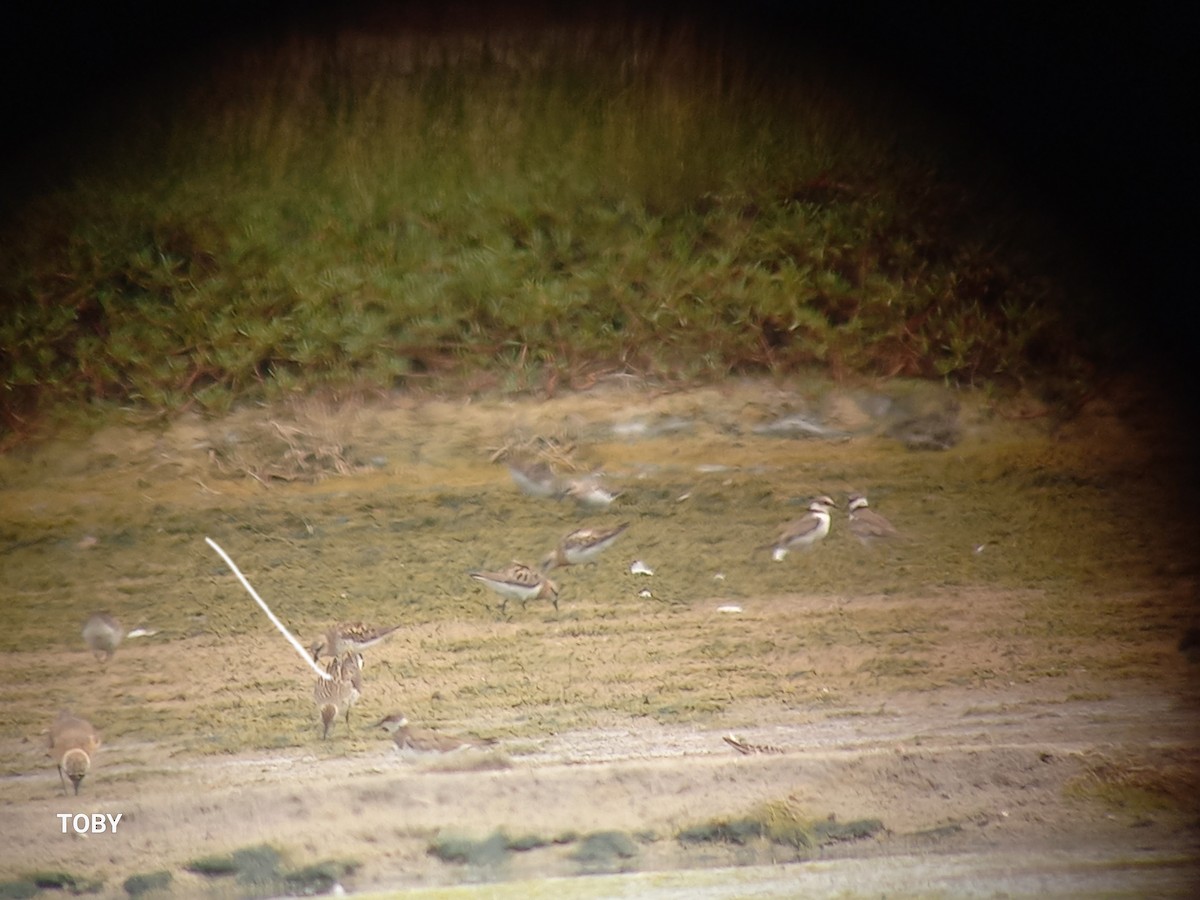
0, 11, 1096, 438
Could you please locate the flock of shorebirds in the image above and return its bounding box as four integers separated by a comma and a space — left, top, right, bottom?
49, 454, 903, 794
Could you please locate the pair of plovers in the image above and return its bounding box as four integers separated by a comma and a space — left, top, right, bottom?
770, 493, 902, 560
469, 521, 630, 614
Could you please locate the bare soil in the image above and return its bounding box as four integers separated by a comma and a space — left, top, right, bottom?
1, 377, 1198, 897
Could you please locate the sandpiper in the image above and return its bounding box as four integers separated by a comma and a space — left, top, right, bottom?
376, 712, 496, 756
310, 622, 401, 661
564, 476, 621, 509
313, 653, 362, 739
847, 493, 902, 546
469, 563, 560, 613
48, 711, 102, 795
506, 457, 562, 499
82, 612, 124, 662
541, 522, 630, 572
771, 496, 837, 561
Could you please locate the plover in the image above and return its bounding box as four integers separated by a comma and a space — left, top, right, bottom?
48, 711, 101, 795
541, 522, 630, 572
313, 653, 362, 739
506, 458, 562, 499
310, 622, 401, 661
564, 476, 621, 508
469, 563, 560, 613
376, 712, 496, 756
723, 734, 785, 755
770, 496, 837, 561
82, 612, 124, 662
846, 493, 902, 546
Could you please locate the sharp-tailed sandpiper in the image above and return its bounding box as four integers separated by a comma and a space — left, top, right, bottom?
310, 622, 400, 661
506, 457, 562, 499
313, 653, 362, 739
48, 711, 102, 795
469, 563, 559, 613
82, 612, 124, 662
541, 522, 629, 571
564, 476, 621, 508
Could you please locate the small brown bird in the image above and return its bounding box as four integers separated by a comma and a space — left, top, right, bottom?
564, 476, 622, 509
48, 711, 102, 795
541, 522, 630, 572
723, 734, 785, 756
469, 563, 560, 614
82, 612, 124, 662
847, 493, 903, 546
376, 712, 496, 757
310, 622, 400, 661
770, 496, 837, 561
313, 653, 362, 739
506, 457, 563, 499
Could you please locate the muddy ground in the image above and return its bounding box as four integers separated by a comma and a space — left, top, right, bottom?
0, 377, 1198, 897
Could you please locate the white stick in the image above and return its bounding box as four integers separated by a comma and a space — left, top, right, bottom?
205, 536, 331, 680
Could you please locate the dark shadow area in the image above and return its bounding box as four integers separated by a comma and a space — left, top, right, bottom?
2, 1, 1194, 445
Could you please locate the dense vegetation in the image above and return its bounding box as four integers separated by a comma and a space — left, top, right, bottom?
0, 14, 1098, 438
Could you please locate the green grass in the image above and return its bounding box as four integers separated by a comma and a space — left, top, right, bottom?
0, 16, 1098, 439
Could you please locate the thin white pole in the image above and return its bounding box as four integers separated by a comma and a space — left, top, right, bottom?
205, 536, 331, 680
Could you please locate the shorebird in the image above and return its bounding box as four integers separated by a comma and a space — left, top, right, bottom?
310, 622, 401, 661
723, 734, 785, 756
469, 563, 560, 614
82, 612, 124, 662
313, 653, 362, 739
376, 712, 496, 757
770, 496, 837, 561
846, 493, 902, 546
541, 522, 630, 572
506, 457, 562, 499
48, 711, 101, 795
564, 476, 621, 509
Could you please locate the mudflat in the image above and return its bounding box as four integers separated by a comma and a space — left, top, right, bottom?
1, 377, 1196, 896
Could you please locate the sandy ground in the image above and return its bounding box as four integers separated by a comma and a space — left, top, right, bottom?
1, 377, 1198, 896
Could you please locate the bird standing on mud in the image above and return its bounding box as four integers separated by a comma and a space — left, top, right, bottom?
48, 711, 102, 795
82, 612, 124, 662
846, 493, 903, 546
770, 496, 837, 561
469, 563, 560, 614
313, 653, 362, 739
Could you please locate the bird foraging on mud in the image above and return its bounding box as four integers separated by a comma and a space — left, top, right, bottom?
313, 653, 362, 739
770, 496, 837, 561
469, 563, 560, 614
82, 612, 124, 662
48, 711, 102, 795
541, 522, 629, 572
